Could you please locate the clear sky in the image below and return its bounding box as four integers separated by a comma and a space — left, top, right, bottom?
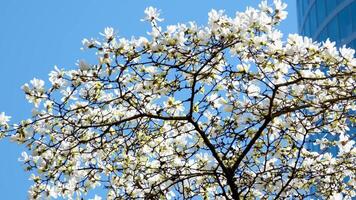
0, 0, 297, 199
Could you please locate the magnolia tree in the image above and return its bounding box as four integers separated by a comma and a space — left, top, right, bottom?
0, 0, 355, 199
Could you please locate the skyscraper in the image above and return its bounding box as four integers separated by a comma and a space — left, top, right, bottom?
297, 0, 356, 49
297, 0, 356, 154
297, 2, 355, 197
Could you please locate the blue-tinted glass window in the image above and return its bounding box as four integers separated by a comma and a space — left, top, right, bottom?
326, 0, 337, 14
303, 0, 309, 14
297, 0, 303, 28
316, 0, 326, 25
338, 6, 352, 43
310, 4, 318, 37
299, 0, 304, 17
328, 17, 340, 44
305, 17, 311, 37
300, 0, 304, 17
318, 28, 328, 42
353, 2, 356, 32
347, 40, 354, 49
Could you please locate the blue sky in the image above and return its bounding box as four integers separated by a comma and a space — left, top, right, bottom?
0, 0, 297, 199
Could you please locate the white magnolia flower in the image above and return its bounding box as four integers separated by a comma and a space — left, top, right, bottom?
135, 36, 149, 47
339, 45, 355, 61
0, 112, 10, 126
215, 97, 228, 110
247, 84, 260, 97
166, 190, 176, 200
337, 133, 355, 155
274, 0, 287, 11
30, 78, 45, 91
81, 38, 100, 49
266, 157, 278, 170
142, 6, 163, 22
237, 64, 250, 72
300, 69, 314, 78
164, 97, 184, 113
100, 27, 115, 40
77, 59, 90, 71
48, 65, 66, 88
21, 83, 31, 93
18, 151, 31, 162
330, 193, 343, 200
259, 0, 273, 13
206, 93, 218, 103
323, 39, 336, 50
82, 38, 92, 47
223, 103, 233, 112
208, 9, 224, 24
273, 0, 287, 20
45, 186, 59, 199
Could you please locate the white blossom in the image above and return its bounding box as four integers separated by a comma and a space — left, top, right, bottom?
18, 151, 31, 162
142, 6, 163, 22
337, 133, 355, 155
0, 112, 10, 126
247, 84, 260, 97
76, 59, 90, 71
100, 27, 115, 40
330, 193, 343, 200
30, 78, 45, 91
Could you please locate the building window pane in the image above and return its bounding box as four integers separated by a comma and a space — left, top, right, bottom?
303, 0, 309, 14
299, 0, 303, 17
316, 0, 326, 25
305, 17, 311, 37
297, 0, 303, 29
318, 28, 328, 42
338, 6, 352, 43
347, 39, 354, 49
353, 2, 356, 32
328, 17, 340, 44
310, 4, 318, 38
326, 0, 337, 14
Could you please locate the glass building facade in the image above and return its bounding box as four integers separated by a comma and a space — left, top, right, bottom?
297, 0, 356, 49
297, 2, 355, 196
297, 0, 356, 154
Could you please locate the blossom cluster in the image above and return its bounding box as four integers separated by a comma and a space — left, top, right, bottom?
1, 0, 355, 199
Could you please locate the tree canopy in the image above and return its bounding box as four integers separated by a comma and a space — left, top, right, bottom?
0, 0, 355, 199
